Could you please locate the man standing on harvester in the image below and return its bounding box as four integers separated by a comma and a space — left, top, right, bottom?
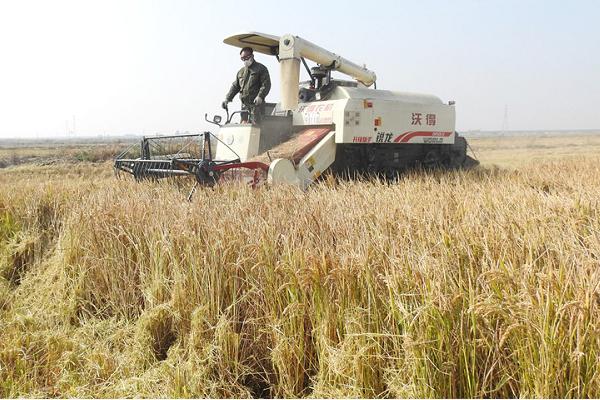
222, 46, 271, 123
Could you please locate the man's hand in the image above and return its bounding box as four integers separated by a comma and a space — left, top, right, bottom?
253, 96, 263, 106
221, 100, 229, 110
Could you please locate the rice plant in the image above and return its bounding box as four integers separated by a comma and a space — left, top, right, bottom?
0, 151, 599, 398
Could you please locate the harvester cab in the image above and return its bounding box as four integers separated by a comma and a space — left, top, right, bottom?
114, 31, 478, 192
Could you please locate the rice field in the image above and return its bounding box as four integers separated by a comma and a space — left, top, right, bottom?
1, 134, 599, 397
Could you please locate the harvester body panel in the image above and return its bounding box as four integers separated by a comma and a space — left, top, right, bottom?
215, 124, 260, 162
293, 88, 456, 145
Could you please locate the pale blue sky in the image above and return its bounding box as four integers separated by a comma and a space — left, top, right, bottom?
0, 0, 598, 137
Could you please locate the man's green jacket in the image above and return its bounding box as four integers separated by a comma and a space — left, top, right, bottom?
225, 61, 271, 106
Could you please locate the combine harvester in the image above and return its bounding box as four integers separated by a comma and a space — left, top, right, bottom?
114, 32, 478, 191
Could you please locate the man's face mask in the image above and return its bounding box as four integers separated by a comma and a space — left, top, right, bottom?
241, 53, 253, 67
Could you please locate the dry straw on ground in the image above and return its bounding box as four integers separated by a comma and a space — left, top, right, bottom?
0, 140, 599, 397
